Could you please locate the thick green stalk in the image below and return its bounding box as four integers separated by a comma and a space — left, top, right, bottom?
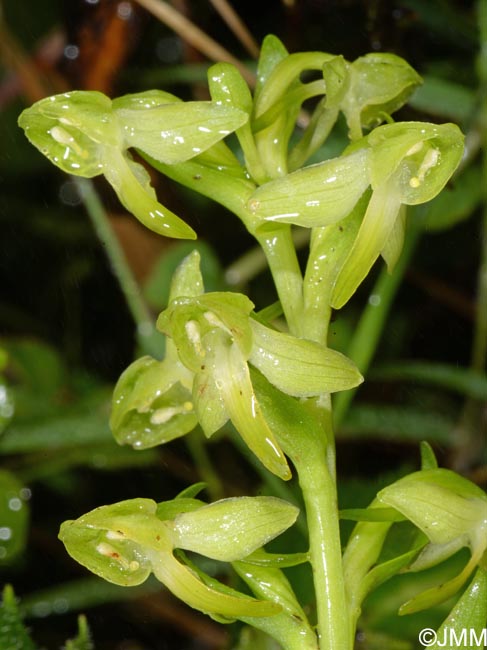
75, 177, 164, 358
255, 225, 305, 336
299, 453, 351, 649
276, 413, 351, 650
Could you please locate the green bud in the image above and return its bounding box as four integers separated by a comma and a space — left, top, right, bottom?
172, 496, 299, 561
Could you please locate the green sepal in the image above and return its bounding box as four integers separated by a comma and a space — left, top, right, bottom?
115, 95, 248, 164
59, 499, 172, 587
112, 89, 180, 111
330, 179, 402, 309
288, 55, 348, 170
249, 319, 363, 396
172, 496, 299, 561
367, 121, 464, 203
169, 551, 281, 620
339, 507, 405, 522
202, 329, 291, 480
242, 549, 310, 568
208, 62, 253, 114
247, 148, 369, 227
156, 497, 203, 521
208, 62, 266, 184
340, 53, 422, 140
157, 292, 255, 371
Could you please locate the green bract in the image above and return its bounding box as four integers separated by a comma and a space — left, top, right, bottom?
59, 495, 296, 618
378, 469, 487, 614
110, 250, 204, 449
18, 90, 247, 240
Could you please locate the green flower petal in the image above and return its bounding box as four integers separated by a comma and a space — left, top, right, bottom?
331, 181, 402, 309
103, 149, 196, 239
211, 332, 291, 480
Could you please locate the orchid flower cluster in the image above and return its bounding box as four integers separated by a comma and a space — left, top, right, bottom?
19, 35, 487, 650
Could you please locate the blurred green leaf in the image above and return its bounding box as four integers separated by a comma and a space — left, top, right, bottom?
340, 403, 454, 443
409, 76, 475, 122
0, 409, 111, 454
370, 362, 487, 399
418, 166, 482, 232
0, 471, 29, 564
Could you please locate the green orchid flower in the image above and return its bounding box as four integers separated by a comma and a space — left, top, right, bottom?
158, 265, 362, 479
331, 121, 464, 308
18, 90, 247, 239
247, 121, 463, 310
59, 495, 298, 619
378, 468, 487, 614
138, 249, 363, 479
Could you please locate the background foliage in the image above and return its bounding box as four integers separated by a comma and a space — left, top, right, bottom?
0, 1, 485, 648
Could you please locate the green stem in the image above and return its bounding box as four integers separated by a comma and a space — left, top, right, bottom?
285, 428, 351, 650
255, 225, 305, 336
75, 177, 164, 358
